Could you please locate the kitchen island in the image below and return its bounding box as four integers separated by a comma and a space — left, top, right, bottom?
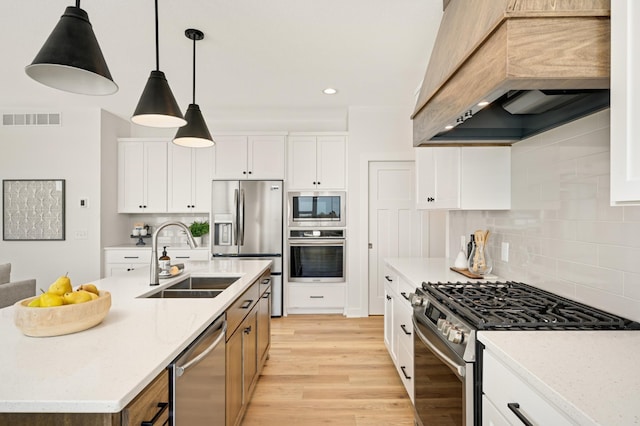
0, 259, 270, 416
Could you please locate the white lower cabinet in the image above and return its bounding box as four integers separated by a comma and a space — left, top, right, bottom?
104, 248, 209, 277
287, 284, 345, 313
382, 263, 414, 402
482, 350, 573, 425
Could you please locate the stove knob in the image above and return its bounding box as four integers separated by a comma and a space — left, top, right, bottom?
437, 318, 447, 331
448, 328, 464, 344
410, 293, 427, 308
441, 321, 453, 335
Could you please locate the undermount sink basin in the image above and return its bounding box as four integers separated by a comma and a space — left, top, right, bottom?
145, 289, 223, 299
141, 276, 241, 299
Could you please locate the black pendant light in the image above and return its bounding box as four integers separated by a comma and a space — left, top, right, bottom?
174, 29, 214, 147
131, 0, 186, 128
25, 1, 118, 95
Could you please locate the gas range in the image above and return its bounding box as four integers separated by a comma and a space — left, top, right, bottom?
410, 280, 640, 426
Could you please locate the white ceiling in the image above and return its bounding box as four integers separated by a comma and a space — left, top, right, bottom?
2, 1, 442, 123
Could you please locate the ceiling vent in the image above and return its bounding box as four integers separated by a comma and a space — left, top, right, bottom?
2, 113, 61, 126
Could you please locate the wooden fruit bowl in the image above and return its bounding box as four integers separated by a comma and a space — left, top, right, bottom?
13, 291, 111, 337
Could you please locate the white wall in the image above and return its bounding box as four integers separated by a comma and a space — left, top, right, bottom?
449, 109, 640, 322
346, 106, 446, 317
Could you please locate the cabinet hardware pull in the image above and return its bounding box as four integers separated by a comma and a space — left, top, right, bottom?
384, 275, 393, 282
507, 403, 534, 426
309, 295, 324, 299
243, 171, 247, 174
262, 278, 271, 285
240, 300, 253, 309
124, 256, 140, 259
244, 325, 252, 334
401, 292, 410, 301
400, 324, 411, 335
141, 402, 168, 426
386, 295, 392, 301
400, 366, 411, 380
262, 292, 271, 298
175, 256, 189, 259
317, 181, 321, 185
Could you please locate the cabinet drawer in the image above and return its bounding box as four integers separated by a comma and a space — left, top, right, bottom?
396, 302, 413, 349
166, 248, 209, 261
105, 250, 151, 264
397, 342, 414, 403
121, 370, 169, 426
383, 266, 399, 294
397, 276, 414, 308
483, 351, 573, 426
226, 280, 260, 337
288, 285, 345, 308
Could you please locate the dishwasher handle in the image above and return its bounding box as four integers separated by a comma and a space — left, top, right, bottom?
175, 320, 227, 377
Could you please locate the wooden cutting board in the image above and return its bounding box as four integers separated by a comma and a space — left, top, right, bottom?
450, 267, 484, 279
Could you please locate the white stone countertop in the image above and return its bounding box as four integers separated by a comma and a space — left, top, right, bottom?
0, 259, 270, 413
384, 257, 499, 285
479, 331, 640, 425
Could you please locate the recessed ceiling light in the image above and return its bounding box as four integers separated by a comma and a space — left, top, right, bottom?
445, 125, 454, 130
323, 88, 338, 95
477, 101, 490, 107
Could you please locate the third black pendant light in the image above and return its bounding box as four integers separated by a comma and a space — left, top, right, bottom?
25, 1, 118, 95
173, 29, 214, 147
131, 0, 186, 128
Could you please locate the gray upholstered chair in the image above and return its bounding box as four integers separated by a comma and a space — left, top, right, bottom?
0, 263, 36, 309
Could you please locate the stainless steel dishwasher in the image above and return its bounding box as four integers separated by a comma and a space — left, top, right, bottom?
169, 313, 227, 425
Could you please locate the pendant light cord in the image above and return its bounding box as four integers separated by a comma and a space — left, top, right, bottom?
192, 36, 197, 104
154, 0, 160, 71
75, 0, 80, 7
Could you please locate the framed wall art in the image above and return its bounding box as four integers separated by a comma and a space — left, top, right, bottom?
2, 179, 66, 241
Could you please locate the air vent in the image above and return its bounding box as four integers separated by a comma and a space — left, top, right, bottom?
2, 113, 61, 126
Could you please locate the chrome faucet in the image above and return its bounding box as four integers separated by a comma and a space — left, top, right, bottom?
150, 220, 197, 286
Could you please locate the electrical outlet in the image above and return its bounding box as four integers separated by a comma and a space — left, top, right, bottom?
80, 198, 89, 208
501, 242, 509, 262
75, 230, 88, 240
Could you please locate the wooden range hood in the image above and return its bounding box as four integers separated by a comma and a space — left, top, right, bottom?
412, 0, 611, 146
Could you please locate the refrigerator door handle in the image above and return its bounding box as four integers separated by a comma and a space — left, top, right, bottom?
239, 188, 245, 246
234, 188, 239, 246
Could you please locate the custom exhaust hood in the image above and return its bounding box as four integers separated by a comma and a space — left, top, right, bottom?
411, 0, 611, 145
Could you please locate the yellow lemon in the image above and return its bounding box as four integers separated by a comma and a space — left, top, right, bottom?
27, 298, 41, 308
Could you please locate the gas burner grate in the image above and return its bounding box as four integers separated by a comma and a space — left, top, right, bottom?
420, 281, 637, 330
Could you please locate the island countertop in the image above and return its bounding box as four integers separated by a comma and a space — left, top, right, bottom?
0, 259, 270, 414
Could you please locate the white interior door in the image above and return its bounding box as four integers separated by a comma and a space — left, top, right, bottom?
368, 161, 432, 314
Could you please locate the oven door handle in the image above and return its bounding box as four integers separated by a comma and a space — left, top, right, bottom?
412, 317, 465, 379
288, 240, 345, 246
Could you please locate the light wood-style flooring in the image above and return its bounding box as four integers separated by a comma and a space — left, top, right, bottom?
241, 315, 415, 426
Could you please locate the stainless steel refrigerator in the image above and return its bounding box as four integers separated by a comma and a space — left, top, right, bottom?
211, 180, 283, 316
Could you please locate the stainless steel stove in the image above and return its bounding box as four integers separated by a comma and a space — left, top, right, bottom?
410, 280, 639, 426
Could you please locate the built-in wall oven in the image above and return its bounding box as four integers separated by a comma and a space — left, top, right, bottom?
288, 229, 345, 283
288, 191, 346, 228
410, 281, 640, 426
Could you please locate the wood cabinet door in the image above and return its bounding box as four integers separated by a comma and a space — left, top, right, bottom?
242, 309, 258, 401
257, 287, 271, 365
213, 136, 249, 179
316, 136, 346, 190
226, 328, 243, 426
167, 143, 194, 212
287, 136, 318, 189
118, 141, 145, 212
121, 370, 169, 426
247, 135, 285, 179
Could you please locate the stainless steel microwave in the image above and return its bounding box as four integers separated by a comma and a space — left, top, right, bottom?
287, 191, 346, 227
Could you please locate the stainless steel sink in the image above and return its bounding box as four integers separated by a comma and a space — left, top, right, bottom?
142, 276, 241, 298
146, 289, 223, 299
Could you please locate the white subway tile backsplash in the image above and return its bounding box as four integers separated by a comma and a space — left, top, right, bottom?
449, 110, 640, 322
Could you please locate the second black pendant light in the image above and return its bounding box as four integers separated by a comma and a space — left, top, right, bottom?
132, 0, 186, 128
173, 28, 214, 147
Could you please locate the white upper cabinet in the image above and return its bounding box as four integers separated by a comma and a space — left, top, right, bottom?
611, 0, 640, 205
288, 134, 347, 190
118, 139, 168, 213
167, 143, 214, 213
416, 146, 510, 210
213, 134, 285, 180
